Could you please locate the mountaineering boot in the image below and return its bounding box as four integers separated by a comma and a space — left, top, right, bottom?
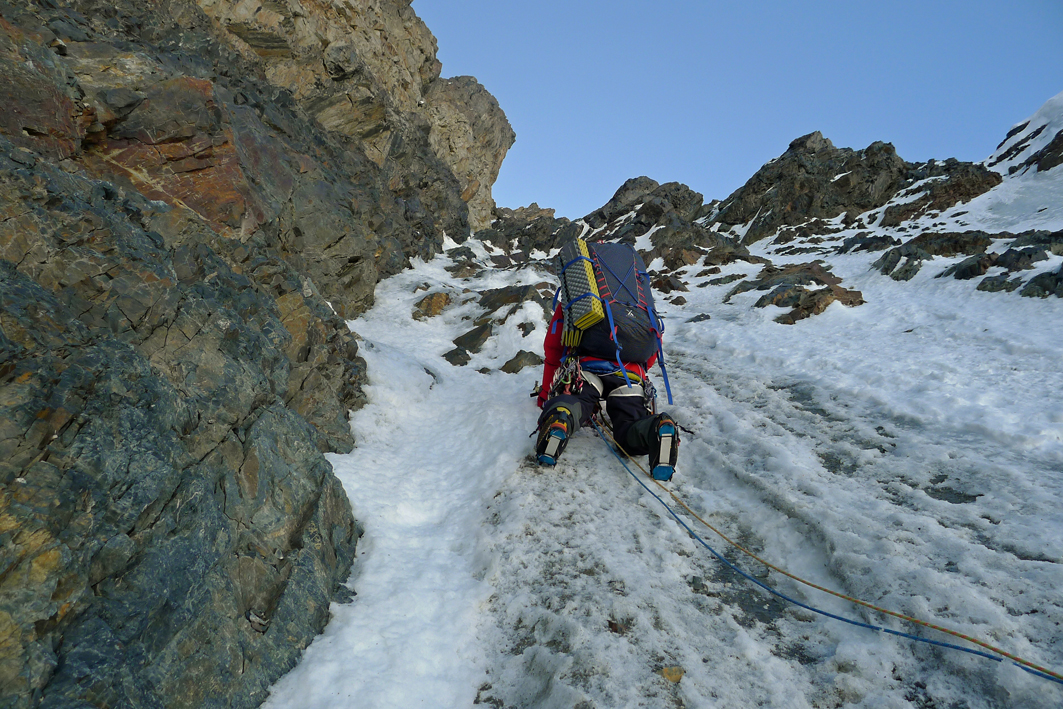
649, 414, 679, 481
536, 406, 574, 466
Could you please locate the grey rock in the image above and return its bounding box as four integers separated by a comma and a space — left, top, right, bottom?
475, 209, 574, 256
874, 231, 995, 278
705, 273, 747, 287
585, 176, 660, 228
1009, 229, 1063, 256
443, 347, 471, 366
725, 262, 843, 302
479, 283, 548, 313
1020, 265, 1063, 298
890, 257, 924, 281
878, 163, 1001, 227
453, 324, 493, 353
501, 350, 543, 373
977, 274, 1024, 293
839, 234, 901, 253
995, 247, 1048, 271
424, 76, 516, 231
708, 136, 908, 244
447, 245, 479, 262
938, 254, 997, 280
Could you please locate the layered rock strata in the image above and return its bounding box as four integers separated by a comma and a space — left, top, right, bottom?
0, 139, 360, 709
193, 0, 514, 232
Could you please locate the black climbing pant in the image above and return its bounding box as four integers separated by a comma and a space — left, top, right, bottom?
538, 371, 667, 457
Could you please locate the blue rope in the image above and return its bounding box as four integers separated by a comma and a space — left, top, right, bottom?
654, 337, 674, 405
587, 419, 1063, 688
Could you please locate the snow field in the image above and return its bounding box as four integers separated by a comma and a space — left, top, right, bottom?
264, 158, 1063, 706
263, 257, 542, 708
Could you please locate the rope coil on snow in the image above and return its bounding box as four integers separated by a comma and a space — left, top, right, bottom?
587, 418, 1063, 687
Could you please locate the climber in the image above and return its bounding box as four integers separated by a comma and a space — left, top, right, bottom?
533, 239, 679, 480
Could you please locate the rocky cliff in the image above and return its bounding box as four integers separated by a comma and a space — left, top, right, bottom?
0, 1, 512, 707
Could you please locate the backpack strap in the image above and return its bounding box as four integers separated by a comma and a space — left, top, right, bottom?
598, 297, 635, 388
641, 280, 674, 405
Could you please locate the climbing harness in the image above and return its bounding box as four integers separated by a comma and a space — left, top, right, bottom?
588, 418, 1063, 688
642, 376, 658, 415
547, 356, 585, 399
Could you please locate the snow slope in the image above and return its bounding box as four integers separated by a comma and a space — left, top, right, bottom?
263, 99, 1063, 707
259, 230, 1063, 707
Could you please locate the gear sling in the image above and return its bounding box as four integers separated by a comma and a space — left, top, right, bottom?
553, 239, 673, 405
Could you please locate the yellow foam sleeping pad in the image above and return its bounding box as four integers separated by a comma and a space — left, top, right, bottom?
558, 239, 605, 347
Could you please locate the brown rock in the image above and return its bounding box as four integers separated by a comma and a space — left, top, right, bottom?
658, 666, 685, 683
663, 249, 702, 271
413, 291, 452, 320
652, 275, 689, 294
80, 77, 254, 235
424, 76, 515, 231
500, 350, 543, 373
726, 261, 842, 302
0, 21, 85, 160
770, 285, 865, 324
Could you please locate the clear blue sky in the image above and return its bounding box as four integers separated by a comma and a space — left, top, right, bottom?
414, 1, 1063, 220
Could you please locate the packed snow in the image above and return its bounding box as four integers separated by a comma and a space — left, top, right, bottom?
263, 133, 1063, 707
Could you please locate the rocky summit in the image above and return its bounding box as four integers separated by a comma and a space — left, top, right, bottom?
0, 0, 512, 707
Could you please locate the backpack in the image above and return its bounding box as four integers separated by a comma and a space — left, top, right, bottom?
554, 239, 673, 403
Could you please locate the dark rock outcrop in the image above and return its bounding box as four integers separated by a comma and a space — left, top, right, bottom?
1020, 265, 1063, 298
501, 350, 543, 373
0, 143, 359, 708
475, 178, 725, 263
705, 132, 1000, 245
475, 206, 575, 257
877, 162, 1002, 227
719, 262, 864, 324
453, 324, 493, 353
707, 133, 908, 244
872, 231, 997, 280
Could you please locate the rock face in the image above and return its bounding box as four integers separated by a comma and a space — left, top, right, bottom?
0, 0, 512, 707
0, 142, 360, 709
705, 132, 1001, 245
193, 0, 514, 233
424, 76, 515, 232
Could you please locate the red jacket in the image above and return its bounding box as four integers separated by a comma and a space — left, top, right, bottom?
537, 304, 658, 408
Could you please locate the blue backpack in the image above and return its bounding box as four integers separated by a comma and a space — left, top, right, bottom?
554, 239, 673, 403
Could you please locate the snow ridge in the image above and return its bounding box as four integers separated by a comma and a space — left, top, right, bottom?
987, 90, 1063, 175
